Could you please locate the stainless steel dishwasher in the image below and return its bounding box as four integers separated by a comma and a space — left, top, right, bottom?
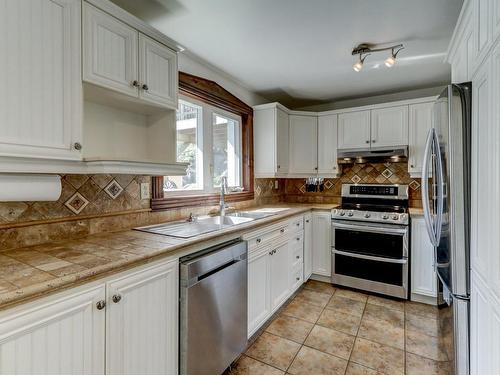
179, 239, 247, 375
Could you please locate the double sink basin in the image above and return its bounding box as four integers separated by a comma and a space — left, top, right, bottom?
135, 208, 288, 238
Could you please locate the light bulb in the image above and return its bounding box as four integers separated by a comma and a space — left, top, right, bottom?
353, 61, 363, 72
384, 56, 395, 67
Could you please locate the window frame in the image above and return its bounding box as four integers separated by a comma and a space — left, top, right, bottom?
151, 72, 254, 211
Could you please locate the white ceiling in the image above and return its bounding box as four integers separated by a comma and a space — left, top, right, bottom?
111, 0, 463, 108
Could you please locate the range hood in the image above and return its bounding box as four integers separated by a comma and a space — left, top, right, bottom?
337, 147, 408, 164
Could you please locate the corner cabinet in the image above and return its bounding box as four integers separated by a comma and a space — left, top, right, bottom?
408, 102, 433, 177
317, 114, 339, 176
0, 0, 82, 161
303, 213, 313, 280
410, 217, 437, 302
288, 114, 318, 175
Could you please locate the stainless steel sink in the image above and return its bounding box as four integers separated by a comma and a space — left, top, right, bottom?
228, 211, 276, 219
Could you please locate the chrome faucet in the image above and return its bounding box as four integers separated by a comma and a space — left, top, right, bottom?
220, 176, 228, 217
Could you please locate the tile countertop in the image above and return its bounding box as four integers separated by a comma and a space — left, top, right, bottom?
408, 207, 424, 216
0, 205, 336, 311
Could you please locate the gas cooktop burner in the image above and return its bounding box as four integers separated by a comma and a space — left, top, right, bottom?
332, 184, 409, 225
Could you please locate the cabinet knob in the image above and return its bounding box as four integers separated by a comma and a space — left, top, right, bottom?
296, 223, 300, 227
314, 167, 318, 170
306, 220, 310, 223
365, 140, 370, 144
73, 142, 82, 151
256, 238, 262, 243
280, 228, 285, 233
142, 84, 149, 91
96, 300, 106, 310
410, 164, 415, 168
296, 237, 300, 241
296, 277, 300, 281
112, 294, 122, 303
277, 165, 281, 169
296, 255, 300, 259
372, 140, 376, 143
131, 80, 139, 87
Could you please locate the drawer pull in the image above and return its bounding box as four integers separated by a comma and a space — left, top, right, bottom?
296, 223, 300, 226
112, 294, 122, 304
296, 255, 300, 259
280, 228, 285, 233
256, 238, 262, 243
306, 220, 310, 223
96, 300, 106, 310
296, 277, 300, 281
296, 237, 300, 241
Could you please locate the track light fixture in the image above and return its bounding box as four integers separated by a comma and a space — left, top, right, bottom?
352, 43, 404, 72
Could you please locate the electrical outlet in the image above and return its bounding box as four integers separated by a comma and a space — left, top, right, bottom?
274, 180, 279, 189
140, 183, 150, 200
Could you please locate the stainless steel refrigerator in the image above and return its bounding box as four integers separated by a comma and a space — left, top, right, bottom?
421, 82, 471, 375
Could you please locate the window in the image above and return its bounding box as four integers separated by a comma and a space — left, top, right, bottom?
165, 97, 242, 194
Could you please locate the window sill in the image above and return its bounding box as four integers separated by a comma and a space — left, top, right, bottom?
151, 191, 254, 211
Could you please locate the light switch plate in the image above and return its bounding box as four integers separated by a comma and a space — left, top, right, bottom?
140, 183, 150, 200
274, 180, 279, 189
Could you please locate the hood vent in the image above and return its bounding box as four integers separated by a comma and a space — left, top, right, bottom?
337, 147, 408, 164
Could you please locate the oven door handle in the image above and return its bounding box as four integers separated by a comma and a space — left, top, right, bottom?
331, 221, 408, 235
333, 249, 408, 264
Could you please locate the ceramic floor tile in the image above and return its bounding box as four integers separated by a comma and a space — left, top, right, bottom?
367, 295, 405, 312
405, 312, 440, 337
334, 288, 368, 303
245, 332, 300, 371
326, 295, 366, 317
266, 314, 314, 344
287, 346, 348, 375
405, 352, 452, 375
406, 330, 448, 361
304, 325, 355, 360
294, 288, 332, 308
363, 303, 404, 327
316, 308, 362, 336
350, 338, 405, 375
229, 355, 285, 375
345, 362, 385, 375
358, 316, 405, 349
405, 301, 440, 320
303, 280, 336, 295
282, 299, 324, 323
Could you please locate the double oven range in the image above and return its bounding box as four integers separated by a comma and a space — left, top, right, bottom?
331, 184, 409, 299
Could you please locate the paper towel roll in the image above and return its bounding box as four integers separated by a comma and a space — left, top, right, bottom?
0, 174, 62, 202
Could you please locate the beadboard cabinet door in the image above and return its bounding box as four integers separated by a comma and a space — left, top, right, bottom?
312, 211, 332, 277
248, 247, 271, 337
106, 259, 178, 375
0, 284, 106, 375
0, 0, 82, 161
370, 106, 409, 148
317, 114, 339, 176
408, 102, 433, 177
139, 34, 178, 109
411, 217, 437, 298
270, 242, 291, 311
83, 3, 139, 97
303, 213, 313, 280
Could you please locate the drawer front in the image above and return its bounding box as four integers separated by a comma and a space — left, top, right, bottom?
291, 245, 303, 268
248, 225, 289, 253
289, 217, 304, 232
290, 231, 304, 249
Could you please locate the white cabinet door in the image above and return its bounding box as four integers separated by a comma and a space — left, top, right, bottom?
303, 213, 313, 280
312, 212, 332, 277
411, 217, 437, 298
289, 115, 318, 174
0, 0, 82, 161
106, 260, 178, 375
473, 0, 492, 68
337, 111, 371, 149
270, 242, 291, 311
83, 3, 139, 97
408, 102, 433, 176
139, 34, 178, 109
317, 114, 339, 176
276, 108, 290, 175
370, 106, 409, 148
0, 285, 105, 375
248, 247, 271, 337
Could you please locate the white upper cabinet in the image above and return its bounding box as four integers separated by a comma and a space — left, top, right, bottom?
370, 106, 408, 148
408, 102, 433, 176
139, 34, 178, 108
473, 0, 492, 67
338, 111, 371, 149
253, 104, 289, 177
0, 0, 82, 161
83, 2, 178, 111
317, 114, 339, 176
83, 3, 139, 97
289, 114, 318, 175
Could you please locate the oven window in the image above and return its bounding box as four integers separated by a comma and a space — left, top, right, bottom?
334, 228, 404, 259
335, 254, 404, 286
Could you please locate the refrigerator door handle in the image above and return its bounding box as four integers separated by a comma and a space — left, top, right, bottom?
422, 128, 439, 246
434, 130, 445, 245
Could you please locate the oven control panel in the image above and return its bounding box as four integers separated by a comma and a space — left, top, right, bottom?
331, 209, 408, 225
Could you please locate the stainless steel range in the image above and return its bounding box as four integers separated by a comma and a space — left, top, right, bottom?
331, 184, 409, 299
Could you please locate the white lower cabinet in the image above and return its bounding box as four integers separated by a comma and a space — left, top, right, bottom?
0, 258, 178, 375
303, 213, 313, 280
0, 284, 106, 375
106, 260, 178, 375
311, 211, 332, 277
248, 247, 272, 336
270, 241, 292, 311
410, 217, 437, 301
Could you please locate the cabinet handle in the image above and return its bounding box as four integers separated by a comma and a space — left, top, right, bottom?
142, 84, 149, 91
296, 237, 300, 241
296, 277, 300, 281
256, 238, 262, 243
73, 142, 82, 151
131, 80, 139, 87
96, 300, 106, 310
372, 140, 376, 143
365, 140, 370, 144
306, 220, 310, 223
112, 294, 122, 303
296, 255, 300, 259
277, 165, 281, 169
296, 223, 300, 227
280, 228, 285, 233
314, 167, 318, 170
410, 164, 415, 168
269, 251, 273, 255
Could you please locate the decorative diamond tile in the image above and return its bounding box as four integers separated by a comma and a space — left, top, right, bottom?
104, 180, 124, 199
299, 184, 306, 194
255, 185, 262, 196
384, 162, 392, 168
382, 169, 394, 179
351, 175, 361, 184
268, 180, 274, 189
64, 192, 89, 214
375, 175, 387, 183
409, 180, 421, 191
324, 180, 334, 190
